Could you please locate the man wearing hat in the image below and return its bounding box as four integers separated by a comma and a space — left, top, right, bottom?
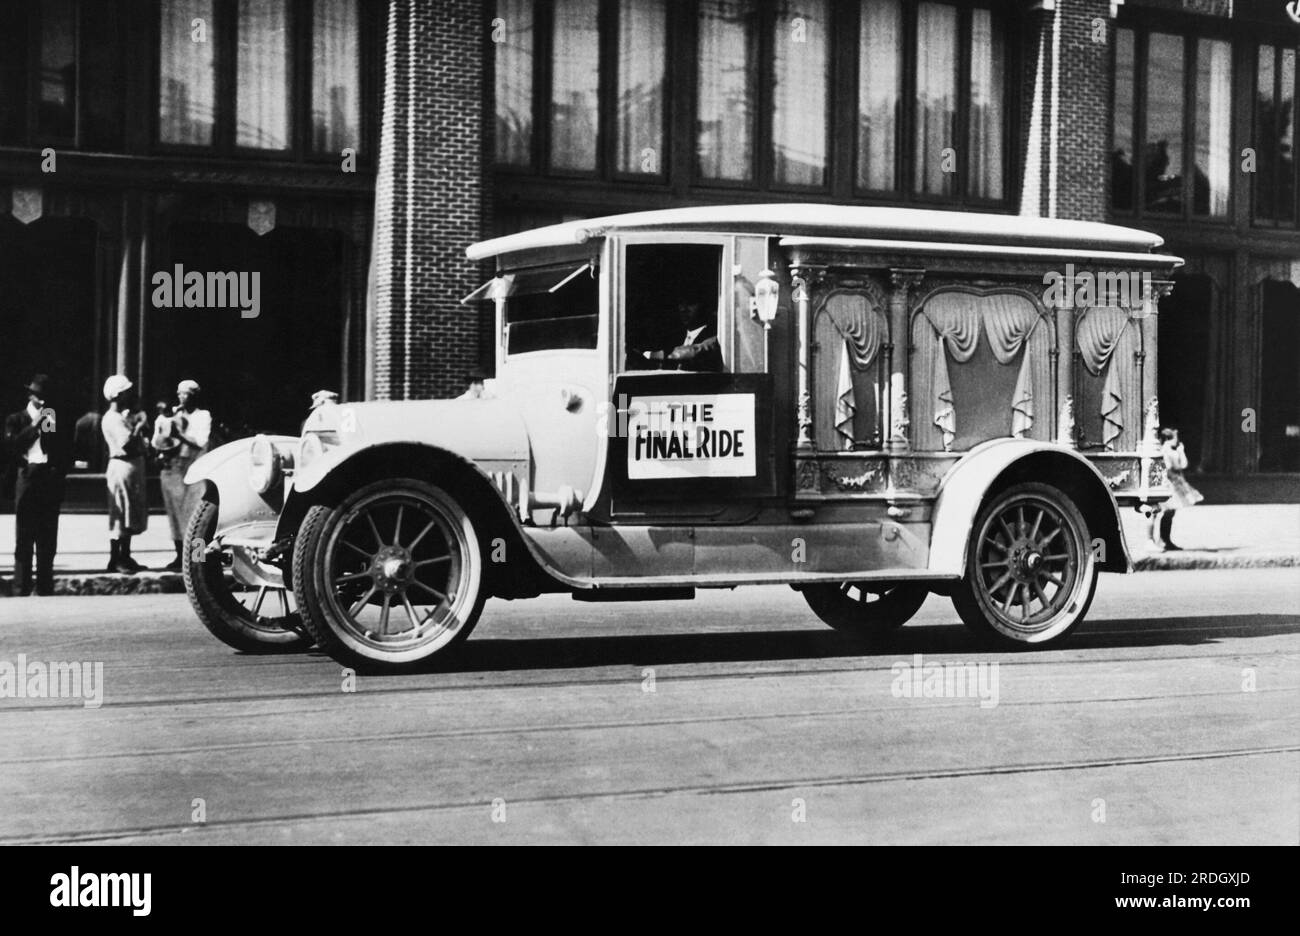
101, 375, 149, 574
152, 379, 212, 572
3, 375, 68, 596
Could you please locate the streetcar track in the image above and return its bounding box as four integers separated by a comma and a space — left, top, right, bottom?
0, 644, 1295, 716
6, 744, 1296, 846
3, 686, 1294, 767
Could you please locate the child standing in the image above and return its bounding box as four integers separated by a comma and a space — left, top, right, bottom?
1147, 427, 1203, 551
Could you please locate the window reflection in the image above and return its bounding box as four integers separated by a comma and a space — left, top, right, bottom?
1145, 32, 1184, 214
913, 2, 957, 196
39, 0, 76, 139
551, 0, 599, 171
857, 0, 900, 192
1112, 28, 1135, 211
159, 0, 216, 145
772, 0, 828, 187
697, 0, 757, 182
616, 0, 665, 175
312, 0, 360, 154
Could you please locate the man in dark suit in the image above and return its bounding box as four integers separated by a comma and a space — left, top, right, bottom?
636, 298, 724, 372
3, 375, 67, 596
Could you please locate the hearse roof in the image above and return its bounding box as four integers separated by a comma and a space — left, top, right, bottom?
466, 203, 1174, 263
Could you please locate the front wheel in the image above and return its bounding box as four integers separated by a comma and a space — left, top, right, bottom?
292, 479, 485, 671
952, 482, 1097, 648
182, 498, 309, 653
801, 582, 928, 634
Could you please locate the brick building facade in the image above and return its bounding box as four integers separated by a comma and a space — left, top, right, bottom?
1, 0, 1297, 488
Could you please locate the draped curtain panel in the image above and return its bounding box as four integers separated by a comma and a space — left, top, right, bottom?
857, 0, 901, 191
772, 0, 829, 186
697, 0, 758, 181
236, 0, 290, 150
1076, 306, 1141, 450
551, 0, 600, 171
913, 2, 957, 196
911, 291, 1053, 451
615, 0, 667, 175
813, 292, 886, 451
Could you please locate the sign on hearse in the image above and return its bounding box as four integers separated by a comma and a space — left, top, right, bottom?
627, 394, 756, 479
181, 204, 1182, 672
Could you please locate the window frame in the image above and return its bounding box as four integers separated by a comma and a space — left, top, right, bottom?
492, 0, 1017, 210
1110, 18, 1238, 225
150, 0, 374, 164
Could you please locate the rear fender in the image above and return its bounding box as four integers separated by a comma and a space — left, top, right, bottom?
928, 438, 1130, 577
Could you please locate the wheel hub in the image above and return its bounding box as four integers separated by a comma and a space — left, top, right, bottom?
371, 546, 415, 592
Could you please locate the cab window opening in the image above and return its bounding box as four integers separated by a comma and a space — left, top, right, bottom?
624, 243, 725, 372
501, 263, 600, 356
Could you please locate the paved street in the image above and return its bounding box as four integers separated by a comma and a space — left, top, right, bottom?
0, 568, 1296, 845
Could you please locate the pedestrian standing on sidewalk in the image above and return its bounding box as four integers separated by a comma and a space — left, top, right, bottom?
1147, 426, 1204, 551
101, 375, 149, 574
153, 379, 211, 572
3, 375, 67, 596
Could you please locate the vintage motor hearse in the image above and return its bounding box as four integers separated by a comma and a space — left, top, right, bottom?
181, 205, 1182, 670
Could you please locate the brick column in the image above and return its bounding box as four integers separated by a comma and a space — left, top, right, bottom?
1018, 0, 1113, 222
370, 0, 487, 401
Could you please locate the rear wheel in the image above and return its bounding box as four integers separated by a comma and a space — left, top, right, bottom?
292, 479, 485, 671
952, 482, 1097, 648
801, 582, 928, 634
182, 498, 309, 653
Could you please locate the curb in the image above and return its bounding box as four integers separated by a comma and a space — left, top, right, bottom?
1132, 552, 1300, 572
3, 553, 1298, 596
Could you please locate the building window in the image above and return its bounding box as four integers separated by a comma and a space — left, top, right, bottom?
857, 0, 902, 192
1112, 25, 1233, 222
38, 0, 76, 140
1112, 27, 1136, 211
495, 0, 1013, 207
697, 0, 758, 182
1146, 32, 1185, 214
494, 0, 534, 166
236, 0, 290, 150
550, 0, 600, 172
311, 0, 361, 154
1255, 43, 1297, 226
772, 0, 829, 188
913, 2, 957, 197
1195, 39, 1232, 217
159, 0, 217, 146
0, 0, 125, 150
615, 0, 666, 175
968, 7, 1004, 201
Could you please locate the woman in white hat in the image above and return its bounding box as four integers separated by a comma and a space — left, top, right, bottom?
101, 375, 149, 574
153, 379, 212, 571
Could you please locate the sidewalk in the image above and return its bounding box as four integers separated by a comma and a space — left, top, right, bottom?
0, 505, 1296, 596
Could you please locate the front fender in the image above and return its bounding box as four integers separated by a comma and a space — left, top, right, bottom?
184, 435, 297, 532
928, 438, 1130, 577
291, 398, 530, 495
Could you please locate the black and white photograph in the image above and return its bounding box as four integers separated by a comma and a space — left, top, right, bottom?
0, 0, 1296, 874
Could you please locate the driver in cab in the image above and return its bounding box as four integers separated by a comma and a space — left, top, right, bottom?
633, 297, 723, 372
